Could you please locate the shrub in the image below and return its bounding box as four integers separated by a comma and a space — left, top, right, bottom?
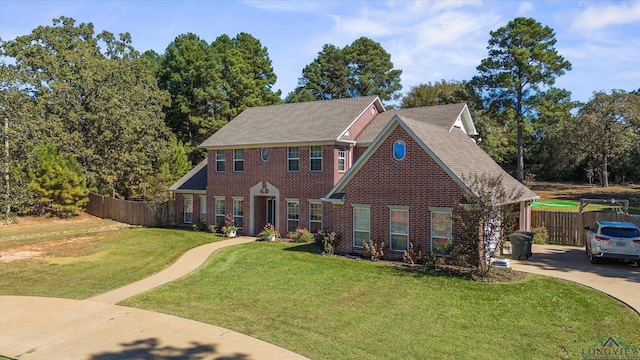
403, 242, 424, 265
258, 223, 278, 240
363, 239, 385, 262
317, 231, 340, 255
292, 228, 314, 243
192, 222, 207, 232
531, 225, 549, 244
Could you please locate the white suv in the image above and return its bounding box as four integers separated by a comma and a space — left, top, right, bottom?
584, 221, 640, 264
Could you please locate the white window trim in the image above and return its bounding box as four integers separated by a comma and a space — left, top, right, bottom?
183, 194, 193, 224
309, 200, 322, 233
352, 204, 371, 248
389, 207, 409, 252
199, 195, 207, 224
233, 197, 244, 230
286, 199, 300, 232
393, 140, 406, 161
338, 147, 347, 172
288, 146, 300, 172
214, 196, 225, 226
233, 149, 244, 172
216, 150, 225, 172
430, 208, 453, 257
310, 146, 323, 172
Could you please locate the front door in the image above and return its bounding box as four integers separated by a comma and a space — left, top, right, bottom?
266, 197, 276, 226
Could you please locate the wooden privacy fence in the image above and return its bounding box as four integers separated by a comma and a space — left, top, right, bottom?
86, 192, 173, 227
531, 211, 640, 246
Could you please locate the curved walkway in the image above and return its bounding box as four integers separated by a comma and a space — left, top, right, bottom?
0, 237, 310, 360
511, 244, 640, 314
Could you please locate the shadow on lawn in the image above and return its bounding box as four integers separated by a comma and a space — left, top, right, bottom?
89, 337, 249, 360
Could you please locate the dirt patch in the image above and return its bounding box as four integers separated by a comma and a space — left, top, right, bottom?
0, 234, 105, 262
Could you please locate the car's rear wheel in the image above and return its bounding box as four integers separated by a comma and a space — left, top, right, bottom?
588, 249, 600, 264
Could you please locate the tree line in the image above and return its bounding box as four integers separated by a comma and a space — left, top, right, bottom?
1, 16, 638, 218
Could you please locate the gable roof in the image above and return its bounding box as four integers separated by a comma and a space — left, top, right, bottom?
200, 96, 384, 148
356, 103, 477, 144
168, 159, 207, 193
326, 115, 537, 205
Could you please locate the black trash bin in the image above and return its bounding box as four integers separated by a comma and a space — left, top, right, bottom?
509, 231, 533, 260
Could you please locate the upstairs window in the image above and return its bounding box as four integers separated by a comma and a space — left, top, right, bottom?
261, 148, 269, 162
338, 147, 346, 172
393, 140, 406, 161
288, 147, 300, 172
310, 146, 322, 172
234, 149, 244, 172
216, 150, 225, 172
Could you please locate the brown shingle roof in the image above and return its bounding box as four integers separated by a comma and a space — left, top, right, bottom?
327, 114, 537, 204
356, 103, 470, 143
398, 115, 538, 203
200, 96, 383, 148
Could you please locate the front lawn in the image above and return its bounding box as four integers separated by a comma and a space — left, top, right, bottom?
123, 242, 640, 360
0, 227, 220, 299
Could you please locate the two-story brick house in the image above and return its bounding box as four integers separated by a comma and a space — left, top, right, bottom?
170, 95, 537, 258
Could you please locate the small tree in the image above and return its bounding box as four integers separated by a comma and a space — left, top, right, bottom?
28, 144, 88, 217
454, 174, 523, 274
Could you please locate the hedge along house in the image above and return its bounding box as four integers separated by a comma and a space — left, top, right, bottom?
170, 95, 537, 259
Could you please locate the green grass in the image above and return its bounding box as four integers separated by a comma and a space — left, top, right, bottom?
0, 228, 221, 299
528, 182, 640, 214
123, 242, 640, 360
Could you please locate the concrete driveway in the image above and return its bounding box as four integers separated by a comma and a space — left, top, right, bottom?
0, 237, 309, 360
511, 244, 640, 314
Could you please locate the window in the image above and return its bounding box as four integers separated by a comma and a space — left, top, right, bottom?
261, 148, 269, 162
183, 195, 193, 224
431, 209, 453, 256
309, 201, 322, 233
288, 147, 299, 172
393, 140, 406, 161
353, 205, 370, 247
233, 198, 244, 230
199, 195, 207, 223
338, 147, 346, 172
215, 197, 225, 227
390, 207, 409, 251
310, 146, 322, 171
287, 201, 299, 232
216, 150, 225, 172
234, 149, 244, 172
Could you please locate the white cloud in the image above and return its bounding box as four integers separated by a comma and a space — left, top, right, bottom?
570, 1, 640, 32
517, 2, 534, 16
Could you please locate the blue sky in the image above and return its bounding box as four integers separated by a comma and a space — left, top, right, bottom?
1, 0, 639, 104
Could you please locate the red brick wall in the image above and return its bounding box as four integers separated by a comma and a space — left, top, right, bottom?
332, 124, 465, 260
348, 104, 379, 139
207, 146, 338, 236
